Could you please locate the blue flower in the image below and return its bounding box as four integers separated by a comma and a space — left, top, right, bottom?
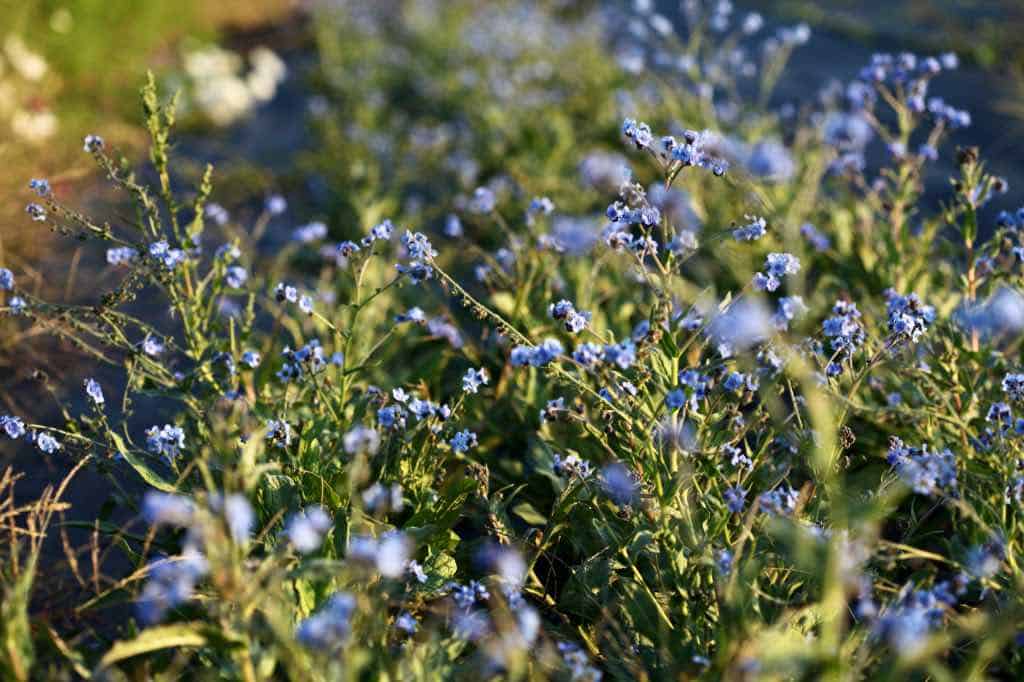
567, 343, 599, 369
25, 203, 46, 222
34, 431, 61, 453
148, 241, 186, 270
772, 296, 808, 330
136, 547, 208, 626
723, 444, 753, 469
510, 339, 563, 367
462, 368, 489, 394
753, 253, 800, 292
143, 491, 195, 526
822, 300, 865, 375
732, 216, 767, 241
286, 506, 332, 554
549, 299, 591, 334
602, 339, 636, 369
205, 203, 230, 226
553, 453, 593, 479
450, 430, 478, 453
377, 406, 406, 430
444, 214, 463, 238
292, 221, 327, 244
241, 350, 261, 368
299, 295, 314, 314
28, 178, 50, 197
526, 197, 555, 226
216, 493, 255, 544
600, 462, 638, 505
759, 486, 799, 516
369, 219, 395, 242
85, 378, 104, 406
106, 247, 138, 265
715, 549, 734, 575
724, 486, 747, 513
540, 397, 567, 423
225, 266, 248, 289
265, 195, 287, 215
142, 335, 165, 357
396, 261, 434, 284
395, 307, 426, 324
343, 425, 380, 454
468, 187, 497, 214
83, 134, 104, 152
274, 282, 298, 303
886, 437, 957, 496
885, 290, 934, 343
400, 231, 438, 260
1003, 373, 1024, 402
296, 592, 356, 652
145, 424, 185, 461
800, 223, 830, 251
622, 118, 653, 150
0, 268, 13, 291
665, 389, 686, 410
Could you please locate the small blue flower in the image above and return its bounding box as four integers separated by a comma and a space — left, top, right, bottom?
343, 425, 380, 454
732, 216, 767, 241
1003, 373, 1024, 402
34, 431, 61, 453
274, 282, 298, 303
886, 437, 958, 496
600, 462, 638, 505
142, 335, 165, 357
85, 378, 105, 406
25, 203, 46, 222
29, 179, 51, 197
1, 415, 26, 439
265, 195, 287, 215
602, 340, 636, 369
622, 118, 653, 149
205, 203, 230, 226
377, 406, 406, 430
0, 268, 13, 291
450, 430, 478, 453
241, 350, 261, 368
665, 389, 686, 410
83, 134, 104, 152
148, 241, 186, 270
145, 424, 185, 461
800, 223, 830, 251
444, 214, 463, 238
286, 506, 332, 554
292, 221, 327, 244
106, 247, 138, 265
462, 368, 489, 394
724, 486, 747, 513
572, 342, 603, 366
759, 486, 799, 516
715, 549, 733, 575
225, 266, 248, 289
468, 187, 497, 214
218, 493, 255, 544
299, 295, 314, 314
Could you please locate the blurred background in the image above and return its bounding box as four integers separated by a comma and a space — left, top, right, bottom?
1, 0, 1023, 397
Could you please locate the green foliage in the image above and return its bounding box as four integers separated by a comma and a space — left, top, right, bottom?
3, 1, 1024, 680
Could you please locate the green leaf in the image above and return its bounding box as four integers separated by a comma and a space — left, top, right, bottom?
511, 502, 547, 526
97, 623, 208, 670
109, 432, 176, 493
